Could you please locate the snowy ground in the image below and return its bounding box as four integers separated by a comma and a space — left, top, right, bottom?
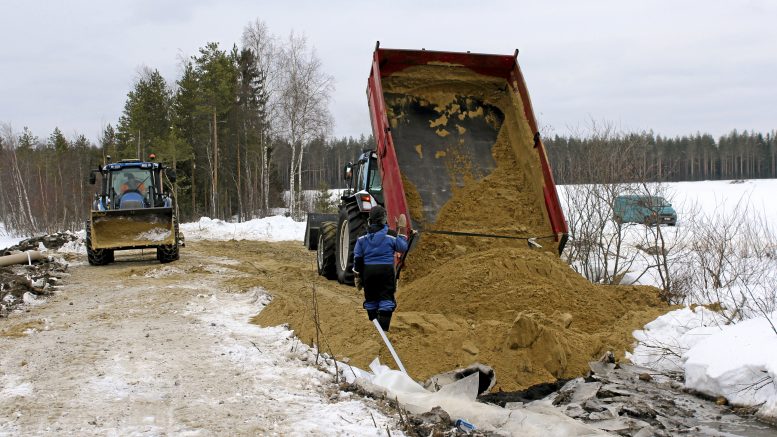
0, 225, 24, 251
559, 179, 777, 423
1, 241, 405, 436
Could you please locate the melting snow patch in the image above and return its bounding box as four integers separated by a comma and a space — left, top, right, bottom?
22, 292, 41, 305
628, 306, 728, 373
0, 376, 32, 399
136, 229, 171, 242
191, 288, 405, 436
144, 266, 184, 278
632, 307, 777, 423
212, 257, 241, 265
58, 239, 86, 254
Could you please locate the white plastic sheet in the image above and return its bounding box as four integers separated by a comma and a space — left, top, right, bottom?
348, 359, 610, 436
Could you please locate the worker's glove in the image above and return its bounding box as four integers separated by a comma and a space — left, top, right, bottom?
396, 214, 408, 237
354, 272, 363, 291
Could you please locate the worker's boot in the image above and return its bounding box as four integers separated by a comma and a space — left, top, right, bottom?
367, 310, 378, 321
377, 311, 393, 332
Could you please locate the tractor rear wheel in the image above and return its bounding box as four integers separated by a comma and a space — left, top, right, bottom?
85, 221, 111, 266
335, 203, 367, 285
317, 221, 337, 279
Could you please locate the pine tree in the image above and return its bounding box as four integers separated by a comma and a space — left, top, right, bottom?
116, 68, 172, 161
192, 42, 239, 218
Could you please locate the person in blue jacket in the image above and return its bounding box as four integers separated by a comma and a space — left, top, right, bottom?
353, 205, 409, 332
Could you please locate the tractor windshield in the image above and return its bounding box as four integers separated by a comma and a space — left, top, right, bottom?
113, 169, 151, 195
367, 157, 383, 204
110, 168, 153, 209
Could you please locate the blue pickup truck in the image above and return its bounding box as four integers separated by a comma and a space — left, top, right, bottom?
613, 195, 677, 226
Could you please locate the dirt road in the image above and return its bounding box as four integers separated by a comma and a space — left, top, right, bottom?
0, 243, 402, 436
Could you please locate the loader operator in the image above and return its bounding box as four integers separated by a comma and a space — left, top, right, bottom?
120, 173, 146, 194
353, 205, 409, 332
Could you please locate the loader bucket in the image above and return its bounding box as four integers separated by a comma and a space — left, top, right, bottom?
90, 207, 175, 250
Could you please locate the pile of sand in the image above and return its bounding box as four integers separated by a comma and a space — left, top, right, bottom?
252, 63, 668, 392
385, 64, 668, 389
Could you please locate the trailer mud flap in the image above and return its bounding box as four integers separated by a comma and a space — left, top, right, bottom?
91, 208, 175, 250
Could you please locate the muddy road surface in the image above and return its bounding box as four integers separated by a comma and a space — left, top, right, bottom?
0, 242, 403, 436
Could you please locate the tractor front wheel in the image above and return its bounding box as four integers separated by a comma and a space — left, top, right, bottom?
85, 221, 111, 266
157, 218, 180, 263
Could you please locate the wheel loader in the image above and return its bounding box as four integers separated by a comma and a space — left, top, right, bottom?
85, 157, 180, 265
304, 44, 569, 284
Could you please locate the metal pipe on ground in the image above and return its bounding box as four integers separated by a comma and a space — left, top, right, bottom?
372, 318, 408, 375
0, 251, 44, 267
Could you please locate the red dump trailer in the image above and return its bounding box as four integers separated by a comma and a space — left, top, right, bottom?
305, 43, 568, 284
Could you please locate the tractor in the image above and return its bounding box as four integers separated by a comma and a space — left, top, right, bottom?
86, 156, 180, 265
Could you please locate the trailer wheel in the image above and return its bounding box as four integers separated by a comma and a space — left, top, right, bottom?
335, 203, 366, 284
317, 221, 337, 279
85, 221, 111, 266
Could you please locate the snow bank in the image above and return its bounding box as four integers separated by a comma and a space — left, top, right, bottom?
628, 306, 728, 373
615, 180, 777, 420
684, 312, 777, 422
631, 307, 777, 422
180, 216, 305, 242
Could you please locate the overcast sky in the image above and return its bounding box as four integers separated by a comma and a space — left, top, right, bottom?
1, 0, 775, 143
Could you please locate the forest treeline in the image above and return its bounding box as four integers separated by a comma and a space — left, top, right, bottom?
1, 20, 374, 235
546, 128, 777, 184
1, 18, 775, 236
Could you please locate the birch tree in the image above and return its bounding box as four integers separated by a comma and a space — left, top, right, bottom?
1, 124, 37, 234
242, 20, 279, 216
276, 31, 333, 219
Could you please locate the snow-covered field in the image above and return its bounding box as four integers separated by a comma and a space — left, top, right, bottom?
559, 179, 777, 422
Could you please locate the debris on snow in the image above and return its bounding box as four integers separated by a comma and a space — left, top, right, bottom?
547, 358, 776, 436
0, 232, 77, 317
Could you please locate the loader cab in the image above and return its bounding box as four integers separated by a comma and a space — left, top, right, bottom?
344, 151, 383, 206
110, 168, 152, 209
92, 160, 171, 211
